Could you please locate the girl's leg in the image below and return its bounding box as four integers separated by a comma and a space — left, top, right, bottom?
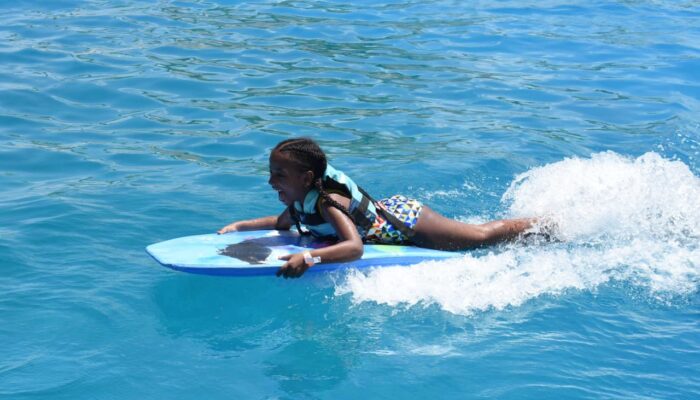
412, 206, 535, 251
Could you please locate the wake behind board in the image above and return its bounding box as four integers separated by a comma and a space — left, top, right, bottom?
146, 230, 459, 276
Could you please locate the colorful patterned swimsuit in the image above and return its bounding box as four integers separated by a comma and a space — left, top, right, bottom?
365, 195, 423, 245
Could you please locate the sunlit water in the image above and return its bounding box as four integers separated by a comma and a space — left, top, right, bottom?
1, 1, 699, 399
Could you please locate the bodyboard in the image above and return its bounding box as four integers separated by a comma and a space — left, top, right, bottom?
146, 230, 459, 276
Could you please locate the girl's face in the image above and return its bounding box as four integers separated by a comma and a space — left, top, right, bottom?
268, 151, 313, 206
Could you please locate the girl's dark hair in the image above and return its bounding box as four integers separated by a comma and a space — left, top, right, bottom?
273, 137, 355, 222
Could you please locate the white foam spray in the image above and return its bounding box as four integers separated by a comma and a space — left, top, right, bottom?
335, 152, 700, 316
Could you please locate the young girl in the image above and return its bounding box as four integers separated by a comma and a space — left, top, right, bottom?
218, 137, 539, 278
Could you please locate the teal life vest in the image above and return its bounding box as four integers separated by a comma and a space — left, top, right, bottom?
288, 164, 378, 239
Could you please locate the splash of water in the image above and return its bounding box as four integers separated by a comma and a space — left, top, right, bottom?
504, 151, 699, 243
335, 152, 700, 315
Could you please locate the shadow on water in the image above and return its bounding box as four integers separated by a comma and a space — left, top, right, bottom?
148, 258, 580, 396
148, 270, 580, 396
150, 273, 362, 395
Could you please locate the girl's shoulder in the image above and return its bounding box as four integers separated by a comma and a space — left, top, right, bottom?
316, 190, 352, 210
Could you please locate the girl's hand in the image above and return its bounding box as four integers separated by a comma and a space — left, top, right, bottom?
276, 253, 310, 278
217, 222, 240, 234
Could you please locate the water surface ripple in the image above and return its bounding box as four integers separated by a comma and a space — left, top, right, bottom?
0, 1, 698, 399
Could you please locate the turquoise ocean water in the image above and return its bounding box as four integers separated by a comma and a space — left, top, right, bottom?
1, 0, 699, 398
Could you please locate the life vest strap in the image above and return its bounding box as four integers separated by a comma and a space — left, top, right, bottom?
350, 194, 373, 231
357, 187, 416, 239
287, 205, 310, 235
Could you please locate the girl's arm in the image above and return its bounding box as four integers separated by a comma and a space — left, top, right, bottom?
277, 194, 363, 278
217, 208, 293, 234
